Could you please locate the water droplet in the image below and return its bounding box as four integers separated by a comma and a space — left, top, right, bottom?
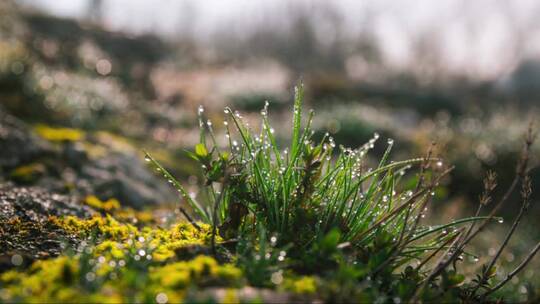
10, 254, 23, 266
156, 292, 169, 304
271, 271, 283, 284
436, 160, 443, 167
387, 138, 394, 145
497, 218, 504, 224
85, 272, 96, 282
144, 156, 151, 162
198, 105, 204, 114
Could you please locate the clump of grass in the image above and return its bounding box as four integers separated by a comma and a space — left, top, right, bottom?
145, 84, 539, 302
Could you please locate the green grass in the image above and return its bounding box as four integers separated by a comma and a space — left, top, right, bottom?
143, 84, 539, 302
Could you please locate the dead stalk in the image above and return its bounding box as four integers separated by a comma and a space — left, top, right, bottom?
472, 175, 532, 297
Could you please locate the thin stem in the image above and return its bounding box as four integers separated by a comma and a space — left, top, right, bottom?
481, 241, 540, 299
410, 229, 463, 302
415, 232, 460, 271
430, 128, 534, 282
472, 176, 532, 297
211, 175, 229, 256
179, 207, 201, 231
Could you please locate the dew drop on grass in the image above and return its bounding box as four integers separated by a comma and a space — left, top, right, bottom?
198, 105, 204, 114
498, 218, 504, 224
144, 156, 151, 162
387, 138, 394, 145
85, 272, 96, 282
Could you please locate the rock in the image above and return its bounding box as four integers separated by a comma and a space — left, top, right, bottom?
0, 183, 94, 263
0, 108, 176, 209
0, 108, 52, 169
0, 182, 93, 222
87, 153, 176, 209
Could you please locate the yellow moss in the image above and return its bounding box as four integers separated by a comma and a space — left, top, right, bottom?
49, 214, 220, 265
84, 195, 121, 212
35, 124, 84, 142
222, 289, 239, 304
1, 256, 80, 301
114, 208, 155, 225
95, 131, 136, 153
216, 265, 243, 282
149, 255, 242, 289
94, 240, 126, 260
10, 163, 45, 182
49, 215, 137, 240
284, 276, 317, 294
1, 217, 242, 303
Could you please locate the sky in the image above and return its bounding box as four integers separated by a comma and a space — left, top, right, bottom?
18, 0, 540, 79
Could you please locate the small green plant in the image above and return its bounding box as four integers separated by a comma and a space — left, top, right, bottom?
144, 84, 539, 302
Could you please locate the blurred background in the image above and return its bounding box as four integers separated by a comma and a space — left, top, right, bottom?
1, 0, 539, 298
